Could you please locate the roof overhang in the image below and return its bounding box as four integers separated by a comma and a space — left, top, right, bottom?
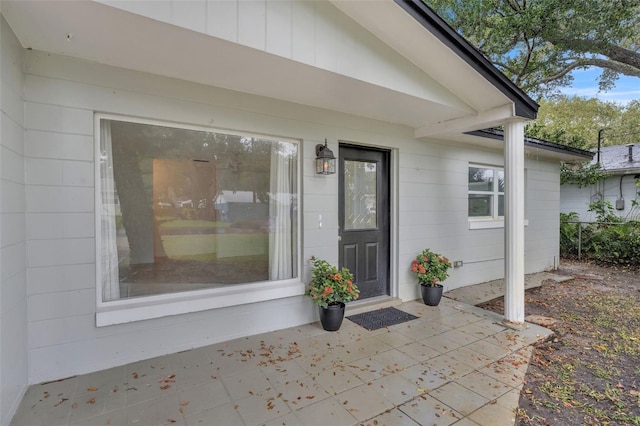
1, 0, 535, 139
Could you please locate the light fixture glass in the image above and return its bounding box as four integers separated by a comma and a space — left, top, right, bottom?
315, 139, 336, 175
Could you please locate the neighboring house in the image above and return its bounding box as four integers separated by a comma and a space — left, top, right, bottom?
0, 0, 591, 422
561, 144, 640, 221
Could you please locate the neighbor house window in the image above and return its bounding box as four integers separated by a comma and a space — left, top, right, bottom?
468, 165, 504, 219
99, 118, 299, 303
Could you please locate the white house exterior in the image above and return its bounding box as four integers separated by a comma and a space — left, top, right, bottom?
561, 144, 640, 220
0, 0, 591, 422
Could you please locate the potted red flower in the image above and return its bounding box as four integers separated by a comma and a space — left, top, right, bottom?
305, 257, 359, 331
411, 248, 452, 306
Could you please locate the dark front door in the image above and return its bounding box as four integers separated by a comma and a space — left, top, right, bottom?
339, 144, 390, 300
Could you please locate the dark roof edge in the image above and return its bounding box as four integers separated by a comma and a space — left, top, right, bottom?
395, 0, 539, 120
470, 129, 594, 160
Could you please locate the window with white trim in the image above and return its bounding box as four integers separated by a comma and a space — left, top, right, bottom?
98, 117, 299, 303
468, 165, 504, 219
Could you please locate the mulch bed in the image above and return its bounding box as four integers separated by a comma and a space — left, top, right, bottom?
478, 259, 640, 425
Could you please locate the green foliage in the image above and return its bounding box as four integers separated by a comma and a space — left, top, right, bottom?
560, 163, 609, 188
527, 97, 640, 151
410, 248, 452, 287
305, 257, 359, 308
426, 0, 640, 99
560, 208, 640, 266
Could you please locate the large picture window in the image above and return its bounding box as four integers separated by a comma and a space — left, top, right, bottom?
468, 165, 504, 219
99, 118, 299, 303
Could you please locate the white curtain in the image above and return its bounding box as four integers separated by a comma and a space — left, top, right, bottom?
100, 121, 121, 301
269, 142, 296, 280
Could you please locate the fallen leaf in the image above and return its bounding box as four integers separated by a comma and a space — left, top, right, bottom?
180, 401, 189, 406
167, 419, 176, 423
71, 403, 77, 409
160, 384, 170, 390
87, 387, 98, 392
86, 398, 96, 404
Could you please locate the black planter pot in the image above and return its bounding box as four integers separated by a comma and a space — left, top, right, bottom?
420, 284, 443, 306
319, 302, 345, 331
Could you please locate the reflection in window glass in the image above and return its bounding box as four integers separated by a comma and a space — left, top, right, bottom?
468, 165, 504, 219
344, 161, 377, 230
99, 119, 298, 302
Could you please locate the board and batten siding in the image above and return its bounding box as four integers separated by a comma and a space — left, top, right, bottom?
20, 48, 561, 384
96, 0, 465, 111
0, 15, 28, 426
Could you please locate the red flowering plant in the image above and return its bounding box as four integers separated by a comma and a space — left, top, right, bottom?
411, 248, 452, 287
305, 257, 359, 308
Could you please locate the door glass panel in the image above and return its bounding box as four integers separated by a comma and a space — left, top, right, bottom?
344, 160, 377, 230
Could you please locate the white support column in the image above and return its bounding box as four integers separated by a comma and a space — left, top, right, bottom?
504, 120, 526, 326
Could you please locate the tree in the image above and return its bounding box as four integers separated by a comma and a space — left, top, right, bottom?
526, 96, 640, 150
427, 0, 640, 98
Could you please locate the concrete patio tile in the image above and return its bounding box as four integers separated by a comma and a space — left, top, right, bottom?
436, 311, 483, 329
365, 408, 421, 426
395, 321, 453, 341
183, 402, 243, 426
446, 346, 494, 370
451, 418, 480, 426
233, 386, 291, 426
467, 399, 517, 426
66, 385, 126, 424
426, 354, 476, 379
260, 358, 309, 386
313, 366, 363, 396
69, 409, 127, 426
398, 394, 463, 425
295, 348, 340, 374
221, 366, 271, 400
456, 371, 513, 401
347, 335, 394, 358
371, 373, 422, 406
438, 328, 482, 346
176, 380, 231, 416
370, 348, 418, 373
430, 382, 490, 416
457, 322, 499, 340
125, 355, 171, 380
419, 332, 464, 353
344, 357, 389, 383
374, 329, 417, 348
126, 392, 183, 425
10, 297, 554, 426
294, 396, 358, 426
274, 374, 330, 410
495, 388, 522, 410
462, 339, 511, 361
334, 383, 395, 422
398, 364, 450, 391
124, 370, 179, 407
398, 340, 442, 362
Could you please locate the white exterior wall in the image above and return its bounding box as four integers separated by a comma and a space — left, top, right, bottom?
560, 176, 640, 221
0, 15, 28, 425
95, 0, 463, 111
20, 50, 562, 384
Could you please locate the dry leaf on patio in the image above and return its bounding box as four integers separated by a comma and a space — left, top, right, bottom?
87, 387, 98, 392
86, 398, 96, 404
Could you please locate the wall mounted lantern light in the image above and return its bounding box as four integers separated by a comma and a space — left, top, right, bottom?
315, 139, 336, 175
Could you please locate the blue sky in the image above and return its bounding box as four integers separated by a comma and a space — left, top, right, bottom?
559, 69, 640, 105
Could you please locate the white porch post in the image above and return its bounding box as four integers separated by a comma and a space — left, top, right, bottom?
504, 120, 526, 325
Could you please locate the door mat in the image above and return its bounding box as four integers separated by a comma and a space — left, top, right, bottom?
347, 307, 419, 331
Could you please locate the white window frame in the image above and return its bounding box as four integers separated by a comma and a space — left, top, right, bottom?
468, 164, 529, 230
94, 114, 304, 326
468, 164, 504, 229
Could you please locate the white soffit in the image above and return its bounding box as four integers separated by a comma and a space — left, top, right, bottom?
1, 0, 514, 131
330, 0, 514, 115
